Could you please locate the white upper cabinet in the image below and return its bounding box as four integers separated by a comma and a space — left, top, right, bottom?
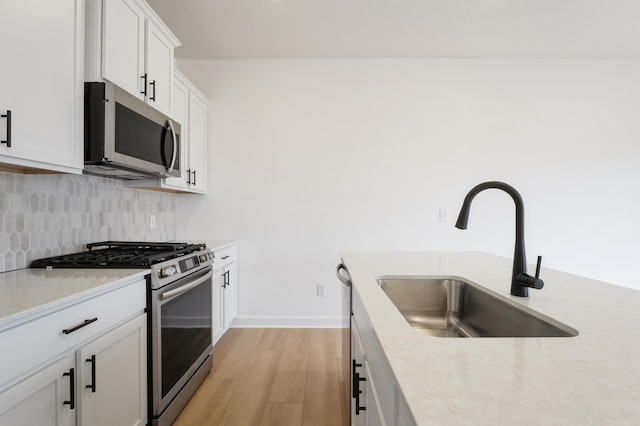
162, 72, 190, 189
102, 0, 145, 100
0, 0, 84, 174
187, 88, 208, 193
86, 0, 179, 116
126, 69, 208, 194
145, 20, 174, 115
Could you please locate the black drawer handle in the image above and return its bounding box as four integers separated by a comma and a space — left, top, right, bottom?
62, 317, 98, 334
1, 110, 11, 147
150, 80, 156, 101
186, 168, 191, 185
63, 368, 75, 409
192, 170, 196, 186
221, 255, 230, 260
86, 355, 96, 393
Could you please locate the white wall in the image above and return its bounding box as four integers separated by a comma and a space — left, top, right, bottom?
176, 58, 640, 326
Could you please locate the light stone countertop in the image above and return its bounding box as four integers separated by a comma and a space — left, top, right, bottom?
0, 240, 236, 332
0, 268, 149, 331
340, 251, 640, 425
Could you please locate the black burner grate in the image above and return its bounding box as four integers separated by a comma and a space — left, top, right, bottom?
30, 241, 206, 269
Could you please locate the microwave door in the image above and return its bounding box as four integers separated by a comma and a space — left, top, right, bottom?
99, 83, 181, 178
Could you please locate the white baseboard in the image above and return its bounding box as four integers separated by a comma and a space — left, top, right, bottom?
231, 316, 349, 328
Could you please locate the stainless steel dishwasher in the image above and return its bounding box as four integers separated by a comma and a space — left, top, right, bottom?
336, 262, 352, 422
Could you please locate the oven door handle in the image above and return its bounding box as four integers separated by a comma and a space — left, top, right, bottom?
160, 269, 213, 303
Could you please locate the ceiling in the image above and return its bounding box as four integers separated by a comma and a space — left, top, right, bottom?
146, 0, 640, 59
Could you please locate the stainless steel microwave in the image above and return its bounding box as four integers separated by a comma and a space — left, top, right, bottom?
84, 82, 181, 180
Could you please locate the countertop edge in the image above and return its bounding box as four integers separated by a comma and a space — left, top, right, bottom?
0, 270, 148, 333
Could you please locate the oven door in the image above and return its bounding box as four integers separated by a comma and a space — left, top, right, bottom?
152, 266, 213, 415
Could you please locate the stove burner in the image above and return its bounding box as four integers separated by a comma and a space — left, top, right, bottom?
30, 241, 206, 269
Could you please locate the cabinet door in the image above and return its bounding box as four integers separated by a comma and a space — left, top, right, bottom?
188, 92, 208, 192
223, 262, 237, 330
77, 314, 147, 426
212, 268, 225, 344
0, 355, 75, 426
0, 0, 83, 172
145, 21, 174, 116
102, 0, 145, 100
164, 74, 189, 189
351, 318, 366, 426
364, 360, 386, 426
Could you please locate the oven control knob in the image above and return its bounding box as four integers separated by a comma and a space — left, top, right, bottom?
199, 254, 206, 262
160, 265, 178, 278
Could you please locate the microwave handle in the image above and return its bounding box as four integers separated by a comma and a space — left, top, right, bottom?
167, 119, 177, 173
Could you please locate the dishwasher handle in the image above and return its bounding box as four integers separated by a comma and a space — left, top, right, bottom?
336, 263, 351, 287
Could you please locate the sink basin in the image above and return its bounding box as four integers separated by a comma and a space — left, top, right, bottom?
377, 277, 578, 337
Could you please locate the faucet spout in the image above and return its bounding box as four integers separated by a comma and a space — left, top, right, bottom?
455, 181, 543, 297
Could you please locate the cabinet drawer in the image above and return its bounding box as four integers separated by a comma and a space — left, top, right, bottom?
213, 245, 237, 271
0, 278, 146, 386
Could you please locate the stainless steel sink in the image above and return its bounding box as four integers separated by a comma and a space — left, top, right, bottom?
377, 277, 578, 337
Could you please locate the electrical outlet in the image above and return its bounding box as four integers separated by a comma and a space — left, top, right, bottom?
149, 214, 156, 230
317, 283, 327, 297
438, 208, 448, 223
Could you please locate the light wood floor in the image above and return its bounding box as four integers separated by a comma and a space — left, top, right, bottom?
174, 328, 350, 426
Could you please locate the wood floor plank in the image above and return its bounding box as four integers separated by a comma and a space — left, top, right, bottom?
175, 328, 348, 426
302, 329, 345, 426
256, 328, 288, 351
211, 328, 240, 369
260, 402, 304, 426
220, 350, 280, 425
212, 328, 266, 379
173, 377, 238, 426
268, 329, 311, 403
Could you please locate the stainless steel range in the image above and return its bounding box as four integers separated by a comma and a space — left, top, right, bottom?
31, 241, 215, 426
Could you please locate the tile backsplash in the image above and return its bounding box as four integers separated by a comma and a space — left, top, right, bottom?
0, 172, 176, 272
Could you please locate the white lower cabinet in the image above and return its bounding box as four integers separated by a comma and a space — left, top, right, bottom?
0, 278, 147, 426
222, 261, 237, 330
351, 317, 386, 426
351, 286, 417, 426
78, 314, 146, 426
0, 356, 75, 426
212, 244, 238, 345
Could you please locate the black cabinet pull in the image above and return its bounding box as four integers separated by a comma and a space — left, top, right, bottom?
1, 110, 11, 147
150, 80, 156, 101
221, 256, 230, 260
86, 355, 96, 393
355, 371, 367, 415
192, 170, 196, 186
351, 359, 362, 398
141, 74, 148, 96
62, 317, 98, 335
186, 168, 191, 185
63, 368, 75, 409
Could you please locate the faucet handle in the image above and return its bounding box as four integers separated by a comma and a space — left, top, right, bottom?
516, 256, 544, 290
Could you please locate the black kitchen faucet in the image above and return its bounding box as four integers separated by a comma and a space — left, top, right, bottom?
455, 181, 544, 297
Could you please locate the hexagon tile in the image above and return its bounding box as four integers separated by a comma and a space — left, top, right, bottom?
0, 172, 176, 272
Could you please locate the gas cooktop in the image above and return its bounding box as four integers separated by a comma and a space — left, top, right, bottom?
30, 241, 207, 269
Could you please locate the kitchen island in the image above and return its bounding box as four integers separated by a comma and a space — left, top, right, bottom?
341, 251, 640, 425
